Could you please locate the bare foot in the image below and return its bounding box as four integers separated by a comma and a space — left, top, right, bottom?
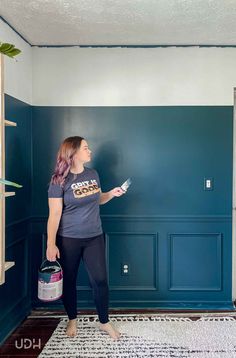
66, 318, 77, 337
99, 321, 121, 340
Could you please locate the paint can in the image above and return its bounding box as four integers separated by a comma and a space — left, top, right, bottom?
38, 260, 63, 302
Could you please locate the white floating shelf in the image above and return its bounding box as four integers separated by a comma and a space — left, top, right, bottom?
5, 261, 15, 271
4, 192, 16, 197
4, 120, 17, 126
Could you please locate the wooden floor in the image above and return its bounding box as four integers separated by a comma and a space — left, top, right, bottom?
1, 308, 236, 357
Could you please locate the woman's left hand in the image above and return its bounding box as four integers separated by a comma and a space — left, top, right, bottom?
110, 187, 127, 197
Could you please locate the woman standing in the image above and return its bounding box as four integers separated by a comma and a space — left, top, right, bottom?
46, 136, 126, 339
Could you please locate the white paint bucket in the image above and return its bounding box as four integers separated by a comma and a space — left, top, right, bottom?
38, 260, 63, 302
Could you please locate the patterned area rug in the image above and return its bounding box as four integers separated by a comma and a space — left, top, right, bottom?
38, 314, 236, 357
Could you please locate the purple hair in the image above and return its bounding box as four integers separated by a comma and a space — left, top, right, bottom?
50, 136, 84, 187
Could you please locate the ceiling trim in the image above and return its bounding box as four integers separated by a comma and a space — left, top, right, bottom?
0, 16, 31, 46
33, 44, 236, 48
2, 15, 236, 49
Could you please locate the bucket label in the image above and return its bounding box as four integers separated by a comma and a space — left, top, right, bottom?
38, 279, 63, 301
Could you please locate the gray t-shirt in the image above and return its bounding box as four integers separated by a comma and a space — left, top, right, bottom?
48, 167, 103, 238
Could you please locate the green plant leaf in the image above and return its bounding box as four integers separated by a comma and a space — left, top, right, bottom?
0, 178, 23, 188
0, 43, 14, 52
4, 46, 17, 54
7, 49, 21, 57
0, 42, 21, 58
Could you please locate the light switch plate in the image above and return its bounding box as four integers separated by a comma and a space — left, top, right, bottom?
204, 177, 213, 190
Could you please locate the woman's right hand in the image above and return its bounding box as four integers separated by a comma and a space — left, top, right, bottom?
46, 244, 60, 261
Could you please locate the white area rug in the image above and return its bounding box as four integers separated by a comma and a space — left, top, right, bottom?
38, 314, 236, 358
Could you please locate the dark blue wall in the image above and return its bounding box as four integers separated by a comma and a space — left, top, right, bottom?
0, 99, 234, 345
31, 105, 233, 311
0, 94, 32, 345
32, 106, 233, 216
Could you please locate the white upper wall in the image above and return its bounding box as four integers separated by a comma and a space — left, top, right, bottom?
32, 46, 236, 106
0, 19, 32, 105
1, 14, 236, 107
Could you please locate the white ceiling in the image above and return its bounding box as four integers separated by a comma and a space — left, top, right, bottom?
0, 0, 236, 46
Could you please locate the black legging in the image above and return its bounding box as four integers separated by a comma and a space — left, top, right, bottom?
56, 233, 110, 323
